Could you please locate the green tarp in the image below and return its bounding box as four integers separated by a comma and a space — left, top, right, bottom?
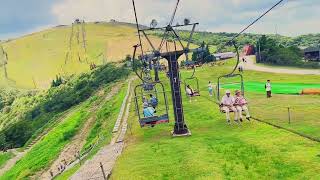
222, 82, 320, 94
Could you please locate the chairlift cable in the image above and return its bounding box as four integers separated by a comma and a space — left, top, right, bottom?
132, 0, 144, 57
159, 0, 181, 51
218, 0, 285, 52
199, 0, 285, 78
216, 0, 286, 78
169, 0, 180, 25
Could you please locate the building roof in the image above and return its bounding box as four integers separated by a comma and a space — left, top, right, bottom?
304, 46, 320, 53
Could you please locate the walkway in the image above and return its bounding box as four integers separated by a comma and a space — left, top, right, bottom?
244, 56, 320, 75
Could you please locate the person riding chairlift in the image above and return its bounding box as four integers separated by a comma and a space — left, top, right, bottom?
208, 81, 214, 97
149, 94, 158, 109
220, 90, 239, 124
186, 85, 194, 102
234, 90, 251, 122
143, 103, 155, 118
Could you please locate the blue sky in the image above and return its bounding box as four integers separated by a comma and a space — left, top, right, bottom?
0, 0, 319, 39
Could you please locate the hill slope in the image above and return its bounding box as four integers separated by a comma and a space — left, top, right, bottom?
0, 22, 159, 89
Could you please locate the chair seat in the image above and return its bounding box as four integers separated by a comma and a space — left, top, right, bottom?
140, 114, 169, 127
220, 106, 244, 113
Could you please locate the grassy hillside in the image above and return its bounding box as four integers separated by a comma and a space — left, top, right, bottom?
0, 22, 162, 89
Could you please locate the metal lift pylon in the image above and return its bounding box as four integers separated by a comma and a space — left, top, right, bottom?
131, 0, 205, 136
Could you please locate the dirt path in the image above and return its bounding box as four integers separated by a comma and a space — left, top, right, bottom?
70, 80, 132, 180
0, 149, 28, 176
244, 55, 320, 75
39, 84, 123, 180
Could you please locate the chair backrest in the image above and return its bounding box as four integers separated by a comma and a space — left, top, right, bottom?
217, 74, 244, 103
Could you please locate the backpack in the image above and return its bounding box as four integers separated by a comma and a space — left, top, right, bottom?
150, 97, 158, 106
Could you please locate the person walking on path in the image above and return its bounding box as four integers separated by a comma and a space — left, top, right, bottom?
238, 61, 244, 73
208, 81, 214, 97
265, 80, 272, 98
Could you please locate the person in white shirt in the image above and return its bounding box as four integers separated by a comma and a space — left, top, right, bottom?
265, 80, 272, 98
234, 90, 251, 122
220, 90, 238, 124
238, 61, 244, 73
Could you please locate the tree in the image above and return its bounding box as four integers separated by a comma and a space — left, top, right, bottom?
192, 42, 215, 63
51, 75, 63, 87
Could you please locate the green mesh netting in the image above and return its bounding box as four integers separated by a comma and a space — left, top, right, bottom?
221, 82, 320, 94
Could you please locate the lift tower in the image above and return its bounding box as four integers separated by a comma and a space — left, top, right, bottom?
132, 0, 205, 136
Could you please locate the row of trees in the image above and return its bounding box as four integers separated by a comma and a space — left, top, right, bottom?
160, 31, 320, 49
257, 35, 319, 68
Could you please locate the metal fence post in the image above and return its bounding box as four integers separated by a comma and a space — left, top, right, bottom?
77, 151, 81, 165
287, 107, 291, 124
100, 162, 107, 180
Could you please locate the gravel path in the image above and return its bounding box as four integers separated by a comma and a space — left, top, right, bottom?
244, 56, 320, 75
39, 84, 122, 180
70, 80, 132, 180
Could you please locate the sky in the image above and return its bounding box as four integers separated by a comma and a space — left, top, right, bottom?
0, 0, 319, 39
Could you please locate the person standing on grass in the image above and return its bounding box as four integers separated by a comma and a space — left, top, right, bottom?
238, 61, 244, 73
208, 81, 214, 97
234, 90, 251, 122
265, 80, 272, 98
220, 90, 238, 124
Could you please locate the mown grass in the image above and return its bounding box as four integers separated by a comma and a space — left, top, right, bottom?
111, 60, 320, 179
0, 97, 95, 179
112, 91, 320, 179
0, 152, 14, 168
55, 82, 129, 180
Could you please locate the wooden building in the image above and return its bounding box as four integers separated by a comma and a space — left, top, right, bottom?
304, 46, 320, 61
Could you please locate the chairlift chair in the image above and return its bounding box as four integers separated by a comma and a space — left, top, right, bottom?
184, 77, 200, 97
217, 74, 244, 113
134, 82, 169, 127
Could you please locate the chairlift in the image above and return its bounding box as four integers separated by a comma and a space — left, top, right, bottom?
183, 61, 200, 97
215, 41, 245, 113
184, 76, 200, 97
134, 82, 169, 127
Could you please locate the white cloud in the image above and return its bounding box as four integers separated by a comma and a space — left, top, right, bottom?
51, 0, 320, 36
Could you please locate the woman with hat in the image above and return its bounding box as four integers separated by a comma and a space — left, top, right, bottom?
234, 90, 251, 121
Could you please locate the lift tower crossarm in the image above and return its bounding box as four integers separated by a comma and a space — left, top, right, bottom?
139, 23, 199, 32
